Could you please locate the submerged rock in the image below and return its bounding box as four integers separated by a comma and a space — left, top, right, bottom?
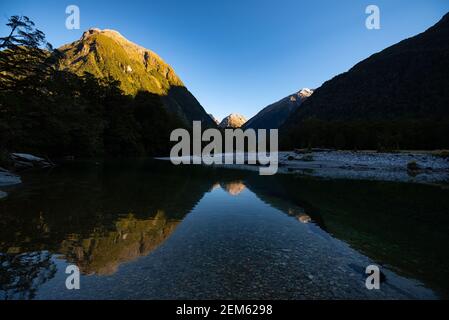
10, 153, 53, 170
0, 153, 53, 189
0, 168, 21, 187
0, 190, 7, 200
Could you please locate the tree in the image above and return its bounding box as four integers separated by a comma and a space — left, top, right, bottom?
0, 15, 58, 90
0, 16, 57, 162
0, 15, 51, 50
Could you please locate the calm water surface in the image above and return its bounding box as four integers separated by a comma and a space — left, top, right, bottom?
1, 159, 449, 299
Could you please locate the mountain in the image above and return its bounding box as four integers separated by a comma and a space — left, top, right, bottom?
281, 13, 449, 150
219, 113, 247, 128
208, 113, 219, 125
243, 88, 313, 130
57, 28, 215, 127
0, 28, 191, 157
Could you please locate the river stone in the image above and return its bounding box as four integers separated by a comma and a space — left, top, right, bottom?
0, 170, 22, 186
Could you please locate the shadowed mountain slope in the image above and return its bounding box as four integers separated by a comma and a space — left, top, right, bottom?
281, 13, 449, 150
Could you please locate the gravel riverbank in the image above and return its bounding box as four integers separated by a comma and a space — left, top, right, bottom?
160, 150, 449, 184
275, 150, 449, 184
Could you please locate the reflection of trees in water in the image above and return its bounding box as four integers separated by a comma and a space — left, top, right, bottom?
0, 161, 216, 298
3, 163, 449, 298
0, 160, 213, 253
7, 162, 449, 297
0, 251, 56, 300
243, 176, 328, 230
245, 174, 449, 298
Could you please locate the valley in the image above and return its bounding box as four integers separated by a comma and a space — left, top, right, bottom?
1, 5, 449, 302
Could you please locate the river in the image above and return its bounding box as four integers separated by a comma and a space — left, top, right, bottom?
1, 159, 448, 299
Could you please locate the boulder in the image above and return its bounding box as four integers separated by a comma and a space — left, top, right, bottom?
10, 153, 54, 169
0, 168, 21, 186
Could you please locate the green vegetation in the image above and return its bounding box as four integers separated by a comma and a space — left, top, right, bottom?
0, 67, 185, 158
57, 32, 177, 96
281, 13, 449, 151
56, 28, 214, 127
246, 174, 449, 298
0, 17, 187, 159
60, 212, 180, 275
281, 119, 449, 151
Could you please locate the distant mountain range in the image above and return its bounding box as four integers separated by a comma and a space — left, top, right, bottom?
3, 12, 449, 158
281, 12, 449, 150
219, 113, 247, 128
244, 88, 313, 130
57, 28, 215, 127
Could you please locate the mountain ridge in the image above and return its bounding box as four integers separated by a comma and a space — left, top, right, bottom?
281, 12, 449, 150
219, 113, 247, 128
244, 88, 313, 130
57, 28, 214, 127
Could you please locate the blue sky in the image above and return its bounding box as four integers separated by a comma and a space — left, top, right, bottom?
1, 0, 448, 120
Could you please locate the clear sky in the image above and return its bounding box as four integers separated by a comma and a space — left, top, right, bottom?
1, 0, 448, 120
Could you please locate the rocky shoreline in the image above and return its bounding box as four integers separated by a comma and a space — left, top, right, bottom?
275, 150, 449, 184
0, 153, 54, 199
2, 150, 448, 200
161, 150, 449, 185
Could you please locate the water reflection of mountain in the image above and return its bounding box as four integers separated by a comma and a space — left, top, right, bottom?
60, 211, 180, 275
243, 174, 449, 298
1, 161, 449, 298
0, 160, 216, 298
220, 181, 246, 196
